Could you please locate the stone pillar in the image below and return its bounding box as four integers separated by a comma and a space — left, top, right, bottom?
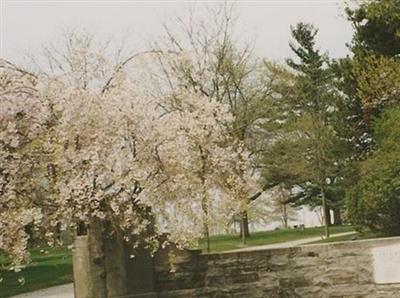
73, 236, 91, 298
72, 221, 108, 298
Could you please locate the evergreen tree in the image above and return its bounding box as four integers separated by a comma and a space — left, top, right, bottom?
261, 23, 346, 237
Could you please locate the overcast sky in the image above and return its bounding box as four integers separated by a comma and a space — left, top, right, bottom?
1, 0, 354, 65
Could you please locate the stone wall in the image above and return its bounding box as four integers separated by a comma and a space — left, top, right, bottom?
153, 237, 400, 298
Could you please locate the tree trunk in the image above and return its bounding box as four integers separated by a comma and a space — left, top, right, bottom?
202, 197, 211, 253
239, 211, 250, 239
321, 189, 330, 238
325, 205, 333, 226
240, 216, 246, 245
282, 204, 288, 229
204, 222, 210, 253
333, 208, 342, 225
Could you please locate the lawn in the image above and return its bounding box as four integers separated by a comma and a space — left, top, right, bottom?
197, 225, 354, 253
0, 247, 73, 298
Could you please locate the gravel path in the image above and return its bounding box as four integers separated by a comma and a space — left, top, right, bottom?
224, 231, 357, 253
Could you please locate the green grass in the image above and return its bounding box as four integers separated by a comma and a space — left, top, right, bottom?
197, 225, 354, 253
0, 247, 73, 298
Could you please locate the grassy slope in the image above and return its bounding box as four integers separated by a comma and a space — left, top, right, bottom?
198, 225, 354, 253
0, 247, 73, 298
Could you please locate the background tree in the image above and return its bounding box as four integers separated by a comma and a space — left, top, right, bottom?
339, 0, 400, 234
335, 0, 400, 127
346, 108, 400, 234
139, 88, 255, 252
152, 4, 277, 240
346, 0, 400, 58
247, 184, 298, 230
260, 23, 347, 237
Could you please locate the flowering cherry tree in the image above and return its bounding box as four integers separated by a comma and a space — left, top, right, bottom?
0, 59, 52, 264
140, 90, 255, 251
150, 5, 275, 240
0, 33, 256, 265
